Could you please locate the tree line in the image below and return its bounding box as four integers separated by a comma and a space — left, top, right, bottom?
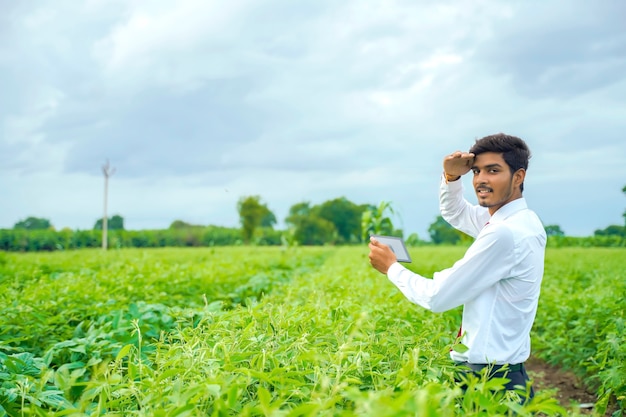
3, 188, 625, 252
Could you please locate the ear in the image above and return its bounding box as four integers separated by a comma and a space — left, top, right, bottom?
513, 168, 526, 190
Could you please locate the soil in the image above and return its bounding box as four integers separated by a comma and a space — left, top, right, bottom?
525, 356, 609, 415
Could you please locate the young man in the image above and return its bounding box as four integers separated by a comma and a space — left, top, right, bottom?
368, 133, 546, 400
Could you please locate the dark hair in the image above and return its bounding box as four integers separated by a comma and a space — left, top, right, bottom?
469, 133, 531, 192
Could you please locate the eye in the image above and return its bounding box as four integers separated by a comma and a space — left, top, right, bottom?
471, 168, 479, 174
489, 168, 499, 173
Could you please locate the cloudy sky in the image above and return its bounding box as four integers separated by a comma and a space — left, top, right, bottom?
1, 0, 625, 239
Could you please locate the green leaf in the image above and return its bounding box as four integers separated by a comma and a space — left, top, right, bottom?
115, 344, 133, 361
452, 343, 469, 353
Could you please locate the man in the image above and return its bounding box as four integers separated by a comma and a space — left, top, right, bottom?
368, 133, 546, 400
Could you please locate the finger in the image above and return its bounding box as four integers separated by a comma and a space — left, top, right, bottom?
368, 243, 378, 253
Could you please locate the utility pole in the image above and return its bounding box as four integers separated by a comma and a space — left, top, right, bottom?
102, 160, 116, 250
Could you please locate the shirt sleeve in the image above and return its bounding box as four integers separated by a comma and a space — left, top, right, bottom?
387, 222, 515, 312
439, 174, 490, 238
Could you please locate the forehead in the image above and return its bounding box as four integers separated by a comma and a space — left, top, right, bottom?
473, 152, 506, 167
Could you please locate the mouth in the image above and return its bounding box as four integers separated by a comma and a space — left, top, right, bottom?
475, 186, 492, 197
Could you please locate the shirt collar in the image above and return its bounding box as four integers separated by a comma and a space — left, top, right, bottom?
489, 197, 528, 223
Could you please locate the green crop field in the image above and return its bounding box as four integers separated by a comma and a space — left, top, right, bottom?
0, 247, 624, 416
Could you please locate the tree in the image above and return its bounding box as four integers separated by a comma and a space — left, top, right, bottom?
94, 215, 124, 230
237, 196, 276, 244
428, 215, 462, 244
286, 202, 337, 245
169, 220, 203, 229
14, 216, 52, 230
261, 209, 277, 228
544, 224, 565, 237
291, 216, 336, 245
286, 202, 312, 220
594, 225, 626, 238
285, 202, 312, 229
285, 198, 367, 245
312, 197, 364, 244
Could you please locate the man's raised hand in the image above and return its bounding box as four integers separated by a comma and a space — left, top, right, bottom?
443, 151, 475, 178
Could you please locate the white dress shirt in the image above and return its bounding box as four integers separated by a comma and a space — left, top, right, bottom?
386, 176, 546, 364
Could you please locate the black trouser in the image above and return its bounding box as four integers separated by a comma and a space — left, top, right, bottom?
455, 362, 534, 402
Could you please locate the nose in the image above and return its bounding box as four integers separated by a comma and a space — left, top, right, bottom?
473, 170, 487, 184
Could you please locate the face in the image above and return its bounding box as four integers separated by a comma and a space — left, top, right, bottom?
471, 152, 525, 215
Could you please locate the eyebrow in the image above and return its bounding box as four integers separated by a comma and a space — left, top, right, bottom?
471, 163, 503, 170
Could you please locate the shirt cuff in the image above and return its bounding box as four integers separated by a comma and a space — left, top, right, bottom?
441, 173, 463, 189
387, 262, 405, 282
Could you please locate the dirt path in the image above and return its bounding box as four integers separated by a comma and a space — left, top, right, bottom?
525, 356, 599, 415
